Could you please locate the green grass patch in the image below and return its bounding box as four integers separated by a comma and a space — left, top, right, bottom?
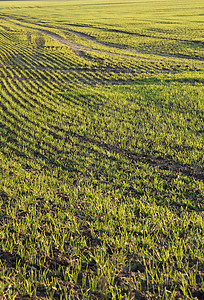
0, 0, 203, 299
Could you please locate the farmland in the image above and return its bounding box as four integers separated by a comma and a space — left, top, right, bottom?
0, 0, 203, 299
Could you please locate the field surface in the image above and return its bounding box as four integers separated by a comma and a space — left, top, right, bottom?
0, 0, 203, 299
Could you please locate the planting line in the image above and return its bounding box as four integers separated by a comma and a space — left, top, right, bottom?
1, 15, 201, 64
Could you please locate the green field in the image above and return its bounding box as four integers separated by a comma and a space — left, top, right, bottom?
0, 0, 203, 299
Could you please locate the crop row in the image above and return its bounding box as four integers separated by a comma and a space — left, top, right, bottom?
0, 11, 203, 299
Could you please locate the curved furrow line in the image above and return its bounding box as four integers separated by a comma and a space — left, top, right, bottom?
18, 79, 69, 110
1, 78, 41, 110
0, 108, 76, 170
0, 92, 42, 127
0, 18, 156, 60
1, 75, 78, 124
54, 22, 204, 46
1, 71, 68, 111
0, 85, 59, 133
0, 82, 30, 110
2, 15, 203, 46
50, 123, 204, 183
2, 16, 203, 63
0, 100, 69, 158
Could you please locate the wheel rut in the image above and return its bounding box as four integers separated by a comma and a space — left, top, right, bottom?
1, 15, 202, 63
0, 16, 145, 60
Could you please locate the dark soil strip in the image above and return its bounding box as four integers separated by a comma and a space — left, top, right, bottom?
65, 22, 204, 47
59, 129, 204, 183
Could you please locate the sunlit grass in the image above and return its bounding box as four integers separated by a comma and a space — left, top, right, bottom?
0, 0, 203, 299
